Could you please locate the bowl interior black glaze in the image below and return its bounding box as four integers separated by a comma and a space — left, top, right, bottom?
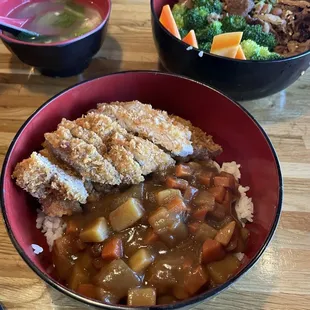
0, 0, 111, 78
151, 0, 310, 101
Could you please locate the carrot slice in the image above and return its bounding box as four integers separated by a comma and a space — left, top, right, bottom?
201, 239, 226, 264
182, 30, 198, 48
235, 45, 246, 60
144, 228, 159, 245
166, 176, 188, 191
166, 196, 188, 214
101, 237, 123, 261
159, 5, 181, 39
77, 284, 97, 299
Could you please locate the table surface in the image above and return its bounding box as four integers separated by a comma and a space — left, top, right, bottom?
0, 0, 310, 309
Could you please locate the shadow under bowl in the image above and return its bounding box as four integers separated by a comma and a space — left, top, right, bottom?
150, 0, 310, 101
1, 71, 283, 309
0, 0, 111, 78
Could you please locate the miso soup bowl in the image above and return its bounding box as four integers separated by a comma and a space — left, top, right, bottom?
151, 0, 310, 101
0, 0, 111, 77
1, 71, 283, 309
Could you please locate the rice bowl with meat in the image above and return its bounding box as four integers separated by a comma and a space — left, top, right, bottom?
12, 100, 255, 306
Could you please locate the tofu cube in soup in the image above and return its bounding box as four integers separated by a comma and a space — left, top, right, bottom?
109, 198, 144, 232
79, 217, 109, 243
127, 288, 156, 306
129, 248, 154, 273
94, 259, 141, 298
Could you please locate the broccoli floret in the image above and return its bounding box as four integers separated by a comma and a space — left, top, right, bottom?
196, 21, 222, 42
184, 6, 210, 30
221, 15, 247, 32
192, 0, 223, 14
243, 24, 277, 51
251, 52, 283, 60
172, 3, 188, 29
241, 39, 282, 60
179, 28, 188, 39
240, 39, 260, 59
199, 41, 212, 52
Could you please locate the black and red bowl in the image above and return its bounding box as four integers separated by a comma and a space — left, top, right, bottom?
1, 71, 282, 309
151, 0, 310, 101
0, 0, 111, 77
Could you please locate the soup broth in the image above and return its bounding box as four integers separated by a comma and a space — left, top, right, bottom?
7, 0, 103, 43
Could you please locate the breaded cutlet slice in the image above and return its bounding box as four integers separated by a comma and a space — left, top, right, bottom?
171, 115, 223, 159
40, 195, 82, 217
44, 126, 121, 185
111, 132, 175, 175
75, 112, 127, 142
39, 148, 80, 177
12, 152, 88, 203
74, 113, 144, 183
59, 118, 106, 154
76, 111, 175, 175
97, 101, 193, 157
107, 145, 144, 184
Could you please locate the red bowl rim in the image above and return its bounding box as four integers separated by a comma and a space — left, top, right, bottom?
0, 0, 111, 47
150, 0, 310, 63
0, 70, 283, 309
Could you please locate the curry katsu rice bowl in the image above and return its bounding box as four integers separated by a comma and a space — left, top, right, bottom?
1, 71, 282, 308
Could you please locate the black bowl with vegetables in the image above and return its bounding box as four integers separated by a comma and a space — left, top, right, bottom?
151, 0, 310, 101
0, 0, 111, 78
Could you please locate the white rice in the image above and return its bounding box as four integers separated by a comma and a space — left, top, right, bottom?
214, 161, 254, 224
36, 209, 66, 251
234, 252, 245, 261
235, 185, 254, 225
221, 161, 241, 180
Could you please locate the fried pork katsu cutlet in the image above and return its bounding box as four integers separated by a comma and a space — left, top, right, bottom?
40, 195, 82, 217
45, 126, 121, 185
171, 116, 223, 160
60, 119, 106, 154
107, 145, 144, 184
110, 132, 175, 175
13, 100, 223, 218
12, 152, 88, 203
97, 101, 193, 157
76, 112, 175, 179
75, 112, 127, 142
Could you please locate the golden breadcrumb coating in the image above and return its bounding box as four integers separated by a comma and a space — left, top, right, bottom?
97, 101, 193, 157
12, 152, 88, 203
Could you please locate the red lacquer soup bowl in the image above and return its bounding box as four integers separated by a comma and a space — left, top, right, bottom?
1, 71, 283, 309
